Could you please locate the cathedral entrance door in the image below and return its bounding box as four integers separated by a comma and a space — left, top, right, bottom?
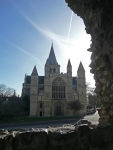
56, 106, 61, 116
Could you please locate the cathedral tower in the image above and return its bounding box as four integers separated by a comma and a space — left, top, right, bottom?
45, 43, 60, 77
67, 59, 72, 78
44, 43, 60, 93
67, 59, 72, 99
77, 62, 87, 114
30, 66, 38, 116
67, 59, 72, 84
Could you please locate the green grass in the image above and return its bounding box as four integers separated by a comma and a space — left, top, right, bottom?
0, 116, 79, 124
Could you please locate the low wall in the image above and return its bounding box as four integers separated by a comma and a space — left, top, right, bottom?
1, 124, 113, 150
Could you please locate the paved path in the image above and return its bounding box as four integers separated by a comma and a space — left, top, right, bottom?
0, 118, 80, 131
0, 111, 99, 130
84, 111, 99, 125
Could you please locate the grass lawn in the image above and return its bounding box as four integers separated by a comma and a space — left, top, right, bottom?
0, 116, 79, 124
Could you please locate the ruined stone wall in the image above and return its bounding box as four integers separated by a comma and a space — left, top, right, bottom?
65, 0, 113, 124
1, 125, 113, 150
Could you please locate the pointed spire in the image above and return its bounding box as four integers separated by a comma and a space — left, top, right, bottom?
45, 58, 49, 65
67, 59, 72, 67
31, 65, 38, 75
77, 61, 85, 72
47, 43, 58, 65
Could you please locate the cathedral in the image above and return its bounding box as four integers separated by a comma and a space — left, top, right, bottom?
22, 44, 87, 117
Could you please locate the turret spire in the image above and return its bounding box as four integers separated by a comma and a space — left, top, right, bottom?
67, 59, 72, 67
31, 65, 38, 75
77, 61, 85, 72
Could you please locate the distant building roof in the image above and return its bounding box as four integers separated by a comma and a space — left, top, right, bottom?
38, 76, 44, 84
26, 76, 31, 84
25, 76, 77, 86
25, 76, 44, 84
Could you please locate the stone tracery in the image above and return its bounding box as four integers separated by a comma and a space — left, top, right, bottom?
52, 77, 65, 99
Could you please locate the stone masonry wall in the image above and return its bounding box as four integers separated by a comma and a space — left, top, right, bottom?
1, 125, 113, 150
65, 0, 113, 124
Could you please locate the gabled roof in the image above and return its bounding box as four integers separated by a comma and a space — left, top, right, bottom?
77, 62, 85, 72
67, 59, 72, 67
46, 43, 58, 65
31, 66, 38, 75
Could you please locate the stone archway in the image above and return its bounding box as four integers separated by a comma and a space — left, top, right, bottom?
65, 0, 113, 124
54, 101, 64, 116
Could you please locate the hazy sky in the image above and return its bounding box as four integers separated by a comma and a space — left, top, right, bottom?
0, 0, 95, 95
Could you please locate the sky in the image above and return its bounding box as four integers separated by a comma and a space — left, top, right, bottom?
0, 0, 95, 96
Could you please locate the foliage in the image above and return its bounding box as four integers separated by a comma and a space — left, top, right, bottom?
22, 95, 30, 115
68, 101, 84, 113
0, 84, 30, 119
0, 98, 25, 118
0, 84, 15, 97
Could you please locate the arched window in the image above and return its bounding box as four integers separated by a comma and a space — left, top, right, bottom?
52, 78, 65, 99
53, 68, 56, 73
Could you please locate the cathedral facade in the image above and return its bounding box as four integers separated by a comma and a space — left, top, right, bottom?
22, 44, 87, 116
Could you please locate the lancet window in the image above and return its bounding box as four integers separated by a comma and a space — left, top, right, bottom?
53, 68, 56, 73
52, 78, 65, 99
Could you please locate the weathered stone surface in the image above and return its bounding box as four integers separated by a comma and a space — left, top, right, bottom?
91, 125, 113, 150
0, 125, 113, 150
2, 134, 13, 150
13, 129, 48, 150
0, 129, 9, 137
65, 0, 113, 124
76, 125, 90, 150
48, 127, 78, 150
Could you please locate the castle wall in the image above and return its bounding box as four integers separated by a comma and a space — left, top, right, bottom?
1, 125, 113, 150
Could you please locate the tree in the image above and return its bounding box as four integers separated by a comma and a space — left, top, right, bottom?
68, 101, 84, 113
22, 95, 30, 114
0, 97, 25, 119
86, 82, 95, 95
0, 84, 15, 97
0, 84, 6, 96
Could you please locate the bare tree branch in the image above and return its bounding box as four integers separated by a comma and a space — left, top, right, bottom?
0, 84, 6, 96
86, 82, 95, 95
0, 84, 15, 97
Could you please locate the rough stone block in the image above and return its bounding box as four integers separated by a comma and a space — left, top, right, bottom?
91, 125, 113, 148
13, 129, 48, 150
48, 129, 78, 149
